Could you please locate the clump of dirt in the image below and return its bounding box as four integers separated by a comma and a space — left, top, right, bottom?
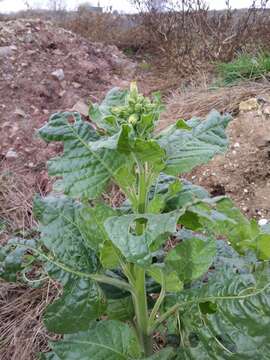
0, 18, 135, 237
188, 109, 270, 218
163, 89, 270, 219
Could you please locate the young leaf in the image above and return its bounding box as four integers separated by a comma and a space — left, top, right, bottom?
89, 87, 128, 132
158, 110, 231, 175
165, 236, 216, 283
49, 320, 140, 360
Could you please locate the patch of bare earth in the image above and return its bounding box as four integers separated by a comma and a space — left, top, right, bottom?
161, 82, 270, 218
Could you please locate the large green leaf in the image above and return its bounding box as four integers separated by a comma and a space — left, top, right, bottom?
158, 110, 231, 175
38, 112, 127, 199
34, 195, 97, 277
34, 195, 105, 333
49, 320, 140, 360
104, 211, 183, 265
44, 278, 106, 334
165, 235, 216, 283
170, 265, 270, 359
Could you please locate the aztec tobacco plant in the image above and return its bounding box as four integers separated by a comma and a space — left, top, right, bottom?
1, 83, 270, 359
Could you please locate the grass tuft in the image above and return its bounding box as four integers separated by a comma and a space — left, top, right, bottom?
217, 53, 270, 85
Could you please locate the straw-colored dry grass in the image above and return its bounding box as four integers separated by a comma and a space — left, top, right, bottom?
0, 280, 59, 360
160, 81, 270, 129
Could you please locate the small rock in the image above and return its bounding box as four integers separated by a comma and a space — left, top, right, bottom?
239, 98, 258, 112
14, 108, 27, 117
72, 100, 89, 116
51, 68, 65, 81
243, 189, 248, 193
6, 149, 18, 160
72, 82, 82, 89
258, 218, 268, 226
0, 46, 15, 57
263, 105, 270, 116
233, 142, 240, 148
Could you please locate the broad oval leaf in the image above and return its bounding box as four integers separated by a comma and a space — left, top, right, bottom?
50, 320, 140, 360
158, 110, 231, 175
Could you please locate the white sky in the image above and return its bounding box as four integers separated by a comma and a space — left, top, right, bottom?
0, 0, 261, 13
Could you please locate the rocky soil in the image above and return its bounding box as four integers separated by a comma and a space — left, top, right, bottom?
0, 18, 135, 236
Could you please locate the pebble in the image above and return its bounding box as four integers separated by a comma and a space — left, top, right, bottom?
258, 218, 268, 226
51, 68, 65, 81
5, 149, 18, 159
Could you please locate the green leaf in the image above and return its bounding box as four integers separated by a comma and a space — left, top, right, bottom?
100, 240, 121, 269
44, 278, 106, 334
201, 198, 270, 260
34, 195, 98, 277
171, 265, 270, 359
106, 297, 134, 321
104, 211, 183, 265
147, 264, 183, 292
165, 236, 216, 283
144, 348, 176, 359
256, 234, 270, 260
49, 320, 140, 360
34, 195, 105, 333
89, 87, 128, 132
78, 203, 116, 252
158, 110, 231, 175
133, 139, 166, 172
38, 112, 127, 199
0, 239, 37, 282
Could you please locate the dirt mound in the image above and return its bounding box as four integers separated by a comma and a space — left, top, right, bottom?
162, 86, 270, 219
0, 18, 135, 237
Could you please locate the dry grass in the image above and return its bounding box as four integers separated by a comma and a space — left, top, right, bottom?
0, 280, 59, 360
160, 80, 270, 129
0, 170, 35, 242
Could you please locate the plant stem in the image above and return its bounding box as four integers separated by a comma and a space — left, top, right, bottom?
130, 162, 153, 356
132, 265, 153, 356
150, 303, 180, 333
148, 273, 166, 331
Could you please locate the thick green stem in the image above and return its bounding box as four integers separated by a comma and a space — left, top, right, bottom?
129, 163, 153, 356
132, 265, 153, 356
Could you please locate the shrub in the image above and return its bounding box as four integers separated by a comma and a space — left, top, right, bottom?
1, 83, 270, 358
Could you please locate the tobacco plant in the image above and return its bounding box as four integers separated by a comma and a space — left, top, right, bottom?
1, 83, 270, 359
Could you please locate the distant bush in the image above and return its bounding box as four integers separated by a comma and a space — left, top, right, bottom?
130, 0, 270, 74
217, 52, 270, 85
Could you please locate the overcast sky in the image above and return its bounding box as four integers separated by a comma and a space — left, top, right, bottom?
0, 0, 262, 13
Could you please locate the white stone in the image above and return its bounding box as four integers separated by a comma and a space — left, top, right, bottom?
6, 149, 18, 159
258, 219, 268, 226
51, 68, 65, 81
